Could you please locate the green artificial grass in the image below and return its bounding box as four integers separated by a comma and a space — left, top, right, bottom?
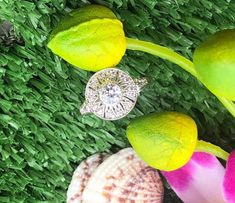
0, 0, 235, 202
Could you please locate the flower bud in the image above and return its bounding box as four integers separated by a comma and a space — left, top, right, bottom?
194, 29, 235, 100
48, 5, 126, 72
127, 112, 198, 171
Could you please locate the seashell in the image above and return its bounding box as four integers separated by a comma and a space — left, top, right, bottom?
82, 148, 164, 203
67, 153, 108, 203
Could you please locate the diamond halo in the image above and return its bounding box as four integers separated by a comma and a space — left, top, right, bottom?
80, 68, 147, 120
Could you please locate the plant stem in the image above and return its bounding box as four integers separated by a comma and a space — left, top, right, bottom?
126, 37, 198, 78
126, 37, 235, 118
195, 140, 229, 161
217, 97, 235, 118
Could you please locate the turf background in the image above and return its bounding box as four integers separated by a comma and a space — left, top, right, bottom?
0, 0, 235, 202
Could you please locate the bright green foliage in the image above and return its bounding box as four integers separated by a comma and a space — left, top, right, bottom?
0, 0, 235, 202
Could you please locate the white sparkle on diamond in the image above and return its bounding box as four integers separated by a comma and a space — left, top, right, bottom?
99, 84, 122, 106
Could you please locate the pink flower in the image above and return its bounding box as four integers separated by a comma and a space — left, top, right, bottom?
162, 151, 235, 203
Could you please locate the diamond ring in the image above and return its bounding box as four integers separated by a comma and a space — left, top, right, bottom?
80, 68, 148, 120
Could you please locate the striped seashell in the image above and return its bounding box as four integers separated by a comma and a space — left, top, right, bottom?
82, 148, 164, 203
67, 153, 108, 203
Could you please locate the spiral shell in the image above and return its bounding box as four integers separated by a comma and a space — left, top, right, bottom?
82, 148, 164, 203
67, 154, 108, 203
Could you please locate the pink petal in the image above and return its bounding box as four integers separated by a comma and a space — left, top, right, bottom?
223, 150, 235, 203
162, 152, 225, 203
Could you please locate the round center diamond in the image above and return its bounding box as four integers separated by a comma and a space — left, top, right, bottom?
99, 84, 122, 106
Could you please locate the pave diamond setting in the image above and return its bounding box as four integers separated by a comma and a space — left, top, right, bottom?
80, 68, 147, 120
